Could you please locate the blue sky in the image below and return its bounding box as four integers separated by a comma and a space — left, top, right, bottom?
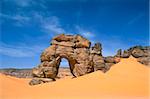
0, 0, 149, 68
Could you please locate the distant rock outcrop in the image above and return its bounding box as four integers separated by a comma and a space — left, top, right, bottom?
120, 46, 150, 66
29, 34, 149, 85
0, 69, 32, 78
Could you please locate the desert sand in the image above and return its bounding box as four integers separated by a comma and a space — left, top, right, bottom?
0, 56, 150, 99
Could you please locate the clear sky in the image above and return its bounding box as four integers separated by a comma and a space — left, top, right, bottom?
0, 0, 149, 68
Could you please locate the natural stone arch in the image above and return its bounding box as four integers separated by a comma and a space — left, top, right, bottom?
29, 34, 120, 85
29, 34, 149, 85
31, 34, 94, 83
54, 53, 77, 77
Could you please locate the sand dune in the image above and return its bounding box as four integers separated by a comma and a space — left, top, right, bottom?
0, 56, 150, 99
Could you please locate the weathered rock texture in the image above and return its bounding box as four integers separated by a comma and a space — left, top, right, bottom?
30, 34, 94, 85
0, 68, 72, 79
120, 46, 150, 66
29, 34, 149, 85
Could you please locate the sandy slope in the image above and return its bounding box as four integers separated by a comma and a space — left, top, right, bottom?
0, 56, 150, 99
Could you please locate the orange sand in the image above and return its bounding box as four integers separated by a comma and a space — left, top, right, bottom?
0, 56, 150, 99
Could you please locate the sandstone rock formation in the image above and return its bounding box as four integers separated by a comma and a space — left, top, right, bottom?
120, 46, 150, 66
29, 34, 95, 85
29, 34, 149, 85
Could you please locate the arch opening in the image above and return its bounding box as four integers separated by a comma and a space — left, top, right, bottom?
57, 58, 74, 78
29, 34, 96, 85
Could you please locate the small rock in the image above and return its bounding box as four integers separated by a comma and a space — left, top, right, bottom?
29, 78, 54, 86
131, 48, 144, 58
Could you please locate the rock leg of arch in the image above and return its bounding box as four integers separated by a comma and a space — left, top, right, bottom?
29, 34, 96, 85
29, 34, 149, 85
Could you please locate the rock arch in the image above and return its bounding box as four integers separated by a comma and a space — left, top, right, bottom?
29, 34, 149, 85
30, 34, 95, 85
29, 34, 124, 85
29, 34, 150, 85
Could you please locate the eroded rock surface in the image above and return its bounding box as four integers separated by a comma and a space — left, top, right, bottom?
121, 46, 150, 66
30, 34, 94, 85
29, 34, 149, 85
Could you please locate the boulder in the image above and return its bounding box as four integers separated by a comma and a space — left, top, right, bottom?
137, 57, 150, 66
131, 48, 145, 58
29, 78, 54, 86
